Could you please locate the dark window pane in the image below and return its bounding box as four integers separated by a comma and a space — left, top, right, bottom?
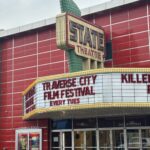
52, 132, 60, 147
73, 118, 96, 129
99, 130, 111, 147
105, 41, 112, 60
142, 129, 150, 148
52, 119, 72, 130
86, 131, 97, 147
112, 130, 124, 149
125, 116, 146, 127
98, 117, 124, 128
64, 132, 72, 147
74, 131, 84, 148
145, 115, 150, 126
127, 129, 140, 148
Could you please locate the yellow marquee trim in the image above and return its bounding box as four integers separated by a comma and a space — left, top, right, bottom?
23, 102, 150, 120
22, 68, 150, 95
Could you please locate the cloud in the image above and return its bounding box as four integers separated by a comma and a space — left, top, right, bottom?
0, 0, 109, 29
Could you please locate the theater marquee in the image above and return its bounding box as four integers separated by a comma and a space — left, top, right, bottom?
23, 69, 150, 119
56, 13, 105, 62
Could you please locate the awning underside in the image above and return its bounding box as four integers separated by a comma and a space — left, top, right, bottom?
23, 103, 150, 120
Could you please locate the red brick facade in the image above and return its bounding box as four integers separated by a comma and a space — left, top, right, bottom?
0, 0, 149, 149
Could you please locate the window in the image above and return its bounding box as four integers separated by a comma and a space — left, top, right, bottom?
105, 40, 112, 60
98, 117, 124, 128
16, 129, 42, 150
52, 119, 72, 130
125, 116, 146, 127
73, 118, 96, 129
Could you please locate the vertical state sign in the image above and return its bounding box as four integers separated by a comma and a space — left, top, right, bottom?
56, 13, 105, 62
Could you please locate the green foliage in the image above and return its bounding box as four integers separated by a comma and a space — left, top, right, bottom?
60, 0, 81, 17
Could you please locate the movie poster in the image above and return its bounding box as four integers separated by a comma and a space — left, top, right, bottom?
29, 133, 40, 150
18, 133, 28, 150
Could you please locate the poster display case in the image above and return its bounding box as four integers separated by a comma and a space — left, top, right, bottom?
16, 129, 42, 150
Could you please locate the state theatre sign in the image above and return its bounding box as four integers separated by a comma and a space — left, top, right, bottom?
56, 13, 105, 62
23, 69, 150, 120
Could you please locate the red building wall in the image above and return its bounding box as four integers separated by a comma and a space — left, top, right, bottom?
0, 25, 68, 149
101, 1, 150, 67
0, 1, 149, 149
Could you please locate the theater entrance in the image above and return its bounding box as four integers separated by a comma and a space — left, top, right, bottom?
51, 129, 124, 150
51, 128, 150, 150
51, 116, 150, 150
51, 130, 97, 150
51, 131, 72, 149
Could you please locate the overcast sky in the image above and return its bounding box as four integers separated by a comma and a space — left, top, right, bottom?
0, 0, 111, 30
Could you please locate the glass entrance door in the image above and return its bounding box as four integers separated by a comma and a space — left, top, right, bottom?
74, 130, 97, 150
99, 129, 125, 150
63, 132, 72, 150
51, 131, 72, 150
127, 129, 140, 150
112, 130, 125, 149
51, 128, 150, 150
86, 131, 97, 149
52, 132, 61, 149
142, 129, 150, 150
74, 131, 84, 149
99, 130, 111, 150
